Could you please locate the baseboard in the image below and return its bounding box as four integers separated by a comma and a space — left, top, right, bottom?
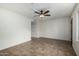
31, 37, 71, 42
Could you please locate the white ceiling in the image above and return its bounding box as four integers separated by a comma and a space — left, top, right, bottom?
0, 3, 33, 18
0, 3, 76, 20
31, 3, 75, 19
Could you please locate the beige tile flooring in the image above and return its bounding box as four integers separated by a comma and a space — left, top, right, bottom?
0, 38, 76, 56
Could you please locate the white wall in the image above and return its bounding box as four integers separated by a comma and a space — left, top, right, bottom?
31, 19, 40, 38
31, 17, 71, 41
31, 21, 38, 37
0, 8, 31, 50
72, 4, 79, 55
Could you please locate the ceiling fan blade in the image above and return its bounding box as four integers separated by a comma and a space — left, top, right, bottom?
34, 11, 40, 14
32, 8, 40, 14
44, 10, 49, 14
44, 14, 51, 16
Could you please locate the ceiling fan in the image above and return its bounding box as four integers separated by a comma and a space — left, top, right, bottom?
34, 9, 51, 18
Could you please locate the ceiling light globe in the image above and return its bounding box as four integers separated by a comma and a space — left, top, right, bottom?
40, 14, 44, 17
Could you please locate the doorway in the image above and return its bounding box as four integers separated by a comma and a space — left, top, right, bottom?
71, 18, 73, 45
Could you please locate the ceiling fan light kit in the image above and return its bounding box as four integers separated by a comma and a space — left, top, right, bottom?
40, 14, 44, 17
